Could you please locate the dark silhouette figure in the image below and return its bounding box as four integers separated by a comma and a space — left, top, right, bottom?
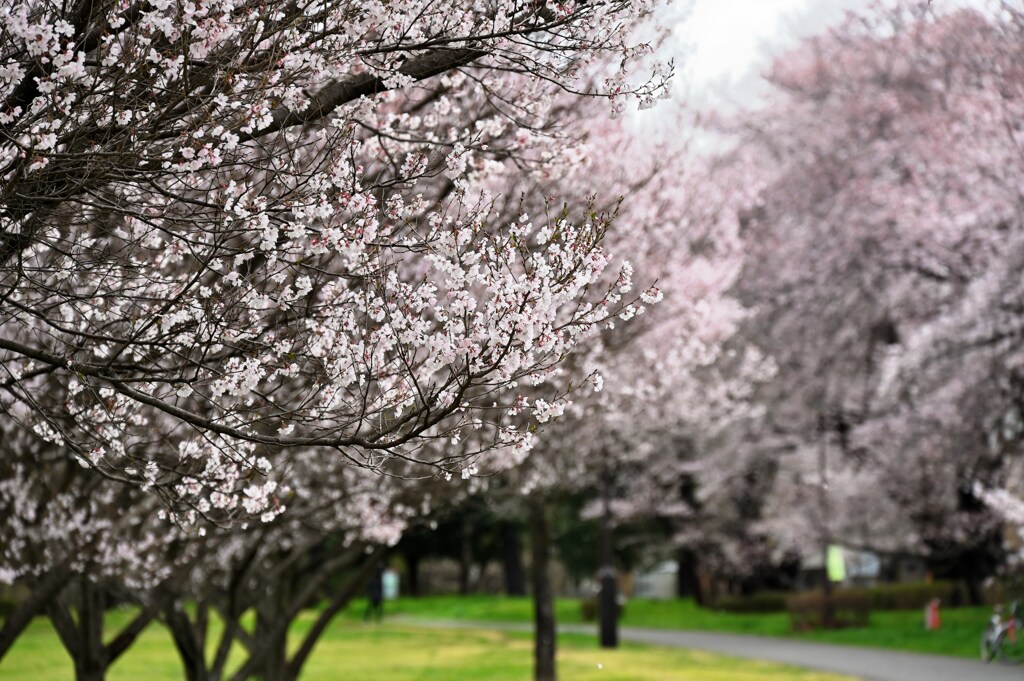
364, 566, 385, 622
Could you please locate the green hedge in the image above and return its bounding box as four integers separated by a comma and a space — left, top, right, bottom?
861, 580, 967, 610
711, 592, 789, 614
710, 581, 967, 615
787, 590, 871, 631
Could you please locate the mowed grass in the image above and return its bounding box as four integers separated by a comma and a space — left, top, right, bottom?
0, 609, 855, 681
374, 595, 993, 659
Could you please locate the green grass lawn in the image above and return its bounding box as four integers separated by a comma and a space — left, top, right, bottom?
0, 610, 854, 681
374, 595, 992, 659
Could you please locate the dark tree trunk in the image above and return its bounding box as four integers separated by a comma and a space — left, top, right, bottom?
957, 549, 990, 606
459, 517, 473, 595
164, 605, 209, 681
529, 498, 556, 681
965, 575, 983, 606
75, 670, 105, 681
46, 578, 151, 681
45, 579, 107, 681
502, 522, 527, 596
675, 547, 704, 605
226, 544, 373, 681
598, 472, 618, 649
0, 565, 71, 660
256, 596, 289, 681
405, 552, 421, 596
78, 579, 105, 681
880, 556, 899, 583
38, 569, 156, 675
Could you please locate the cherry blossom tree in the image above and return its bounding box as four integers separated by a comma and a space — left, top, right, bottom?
157, 453, 415, 681
0, 0, 673, 521
0, 421, 195, 672
558, 145, 773, 602
0, 0, 691, 673
453, 108, 759, 679
709, 0, 1024, 596
1, 426, 412, 681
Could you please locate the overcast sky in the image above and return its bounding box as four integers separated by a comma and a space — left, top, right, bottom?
676, 0, 989, 95
681, 0, 823, 87
676, 0, 858, 99
627, 0, 856, 132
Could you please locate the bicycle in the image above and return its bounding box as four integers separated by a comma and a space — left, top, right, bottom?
981, 601, 1024, 664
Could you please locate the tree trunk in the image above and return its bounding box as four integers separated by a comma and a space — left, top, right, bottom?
164, 605, 210, 681
598, 472, 617, 649
529, 498, 556, 681
502, 522, 526, 596
954, 548, 990, 606
77, 579, 106, 681
0, 565, 71, 660
675, 547, 704, 605
45, 579, 108, 681
227, 544, 368, 681
459, 517, 473, 595
45, 577, 145, 681
404, 552, 421, 597
256, 600, 289, 681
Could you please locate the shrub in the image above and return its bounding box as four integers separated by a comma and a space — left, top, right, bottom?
711, 592, 789, 614
861, 580, 967, 610
787, 590, 870, 631
704, 581, 967, 617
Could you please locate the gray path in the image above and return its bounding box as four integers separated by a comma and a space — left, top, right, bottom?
599, 626, 1022, 681
399, 618, 1024, 681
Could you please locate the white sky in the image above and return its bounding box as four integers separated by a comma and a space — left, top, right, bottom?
679, 0, 819, 88
631, 0, 989, 133
677, 0, 989, 92
630, 0, 855, 130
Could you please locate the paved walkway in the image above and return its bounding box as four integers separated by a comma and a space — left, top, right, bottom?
400, 619, 1024, 681
599, 626, 1021, 681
